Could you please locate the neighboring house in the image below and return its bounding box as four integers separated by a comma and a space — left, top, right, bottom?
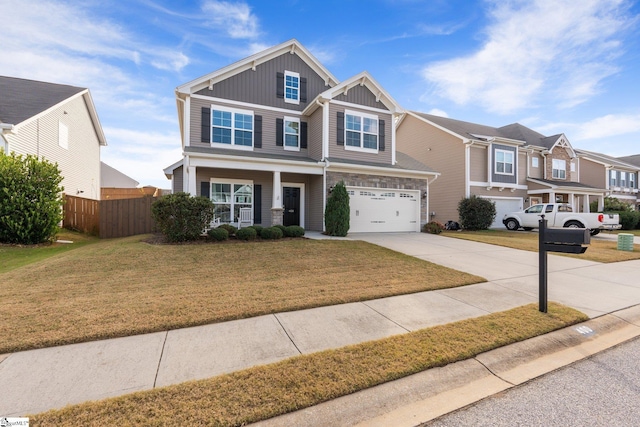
101, 161, 140, 189
618, 154, 640, 208
0, 76, 106, 200
396, 112, 614, 227
577, 151, 640, 209
164, 39, 437, 232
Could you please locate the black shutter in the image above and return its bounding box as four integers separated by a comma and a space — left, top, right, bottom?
337, 111, 344, 146
201, 107, 211, 143
379, 119, 385, 151
254, 185, 262, 224
254, 115, 262, 148
200, 181, 210, 198
276, 72, 284, 98
300, 77, 307, 103
300, 122, 308, 149
276, 118, 284, 146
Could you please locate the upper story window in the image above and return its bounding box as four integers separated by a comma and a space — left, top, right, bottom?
58, 121, 69, 150
495, 149, 514, 175
532, 157, 539, 168
552, 159, 566, 179
610, 170, 617, 187
344, 109, 378, 153
211, 106, 253, 149
284, 71, 300, 104
630, 173, 636, 189
621, 171, 627, 187
284, 116, 300, 151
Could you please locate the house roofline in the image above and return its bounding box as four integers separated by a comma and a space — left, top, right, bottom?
326, 160, 439, 179
403, 111, 470, 143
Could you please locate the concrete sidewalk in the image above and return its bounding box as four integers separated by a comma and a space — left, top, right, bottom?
1, 232, 639, 420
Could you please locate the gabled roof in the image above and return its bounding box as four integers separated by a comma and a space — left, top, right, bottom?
618, 154, 640, 168
304, 71, 403, 115
176, 39, 339, 95
101, 162, 139, 188
577, 149, 640, 170
0, 75, 107, 146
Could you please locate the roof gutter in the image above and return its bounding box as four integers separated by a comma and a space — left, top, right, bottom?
1, 123, 15, 132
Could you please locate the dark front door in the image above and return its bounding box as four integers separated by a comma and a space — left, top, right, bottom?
283, 187, 300, 226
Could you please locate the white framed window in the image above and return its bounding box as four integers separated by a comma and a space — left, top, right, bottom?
344, 109, 378, 153
58, 121, 69, 149
610, 170, 617, 187
630, 173, 636, 189
211, 106, 253, 149
552, 159, 566, 179
621, 171, 627, 187
210, 178, 253, 224
532, 157, 539, 168
495, 149, 514, 175
284, 70, 300, 104
570, 162, 576, 172
283, 116, 300, 151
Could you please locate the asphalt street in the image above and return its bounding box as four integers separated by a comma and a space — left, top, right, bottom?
423, 336, 640, 427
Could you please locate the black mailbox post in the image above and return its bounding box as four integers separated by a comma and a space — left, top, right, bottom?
538, 216, 590, 313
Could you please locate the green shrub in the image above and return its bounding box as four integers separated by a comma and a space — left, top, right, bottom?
0, 152, 64, 244
457, 195, 496, 231
151, 192, 214, 242
207, 227, 229, 241
603, 196, 632, 212
236, 227, 257, 241
274, 224, 287, 233
217, 223, 238, 236
284, 225, 305, 237
618, 210, 640, 230
325, 181, 350, 236
260, 226, 283, 240
422, 221, 444, 234
249, 225, 264, 235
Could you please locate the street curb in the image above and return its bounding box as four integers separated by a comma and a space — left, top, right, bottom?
251, 304, 640, 427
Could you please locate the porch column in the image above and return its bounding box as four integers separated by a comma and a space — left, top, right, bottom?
271, 171, 284, 226
549, 192, 556, 203
598, 195, 604, 211
583, 195, 590, 213
188, 166, 197, 196
569, 192, 576, 209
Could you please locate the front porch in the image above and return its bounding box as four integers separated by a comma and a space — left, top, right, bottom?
527, 178, 606, 212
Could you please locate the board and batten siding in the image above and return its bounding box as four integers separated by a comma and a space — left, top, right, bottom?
327, 103, 392, 165
195, 52, 329, 112
7, 95, 101, 200
190, 98, 312, 159
396, 114, 465, 223
333, 85, 389, 110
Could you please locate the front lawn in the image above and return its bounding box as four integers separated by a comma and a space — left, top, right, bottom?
0, 235, 484, 354
443, 230, 640, 263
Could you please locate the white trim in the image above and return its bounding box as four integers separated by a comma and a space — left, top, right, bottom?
391, 112, 397, 165
319, 71, 403, 114
188, 153, 324, 175
283, 116, 300, 151
327, 161, 438, 179
346, 186, 420, 233
494, 148, 514, 176
470, 181, 528, 190
284, 70, 300, 105
344, 109, 379, 154
552, 158, 567, 179
209, 178, 254, 226
282, 182, 305, 228
465, 144, 471, 198
407, 111, 469, 143
192, 94, 303, 116
184, 96, 191, 148
322, 100, 329, 160
531, 156, 539, 168
210, 104, 254, 150
330, 99, 391, 115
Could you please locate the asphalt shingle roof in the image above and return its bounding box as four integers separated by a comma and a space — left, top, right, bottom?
0, 76, 85, 125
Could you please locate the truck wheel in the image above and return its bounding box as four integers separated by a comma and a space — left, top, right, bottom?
564, 221, 584, 228
505, 218, 519, 231
590, 229, 600, 236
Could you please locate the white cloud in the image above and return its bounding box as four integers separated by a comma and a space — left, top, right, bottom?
422, 0, 633, 114
201, 1, 260, 39
572, 114, 640, 141
427, 108, 449, 117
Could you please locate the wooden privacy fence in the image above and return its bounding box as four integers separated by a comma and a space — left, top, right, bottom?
64, 195, 158, 238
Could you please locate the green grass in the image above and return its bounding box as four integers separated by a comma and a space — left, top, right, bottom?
0, 230, 98, 274
31, 303, 587, 426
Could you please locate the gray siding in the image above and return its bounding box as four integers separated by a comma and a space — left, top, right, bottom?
334, 85, 389, 110
491, 144, 517, 184
173, 166, 184, 193
328, 103, 393, 165
7, 95, 102, 200
195, 52, 328, 111
307, 107, 323, 161
308, 174, 324, 231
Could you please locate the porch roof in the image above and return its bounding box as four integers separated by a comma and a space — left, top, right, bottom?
527, 178, 606, 193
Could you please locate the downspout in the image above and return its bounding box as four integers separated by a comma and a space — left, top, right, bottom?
464, 139, 472, 198
426, 174, 439, 222
322, 158, 331, 233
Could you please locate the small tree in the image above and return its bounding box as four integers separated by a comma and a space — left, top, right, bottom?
457, 195, 496, 231
151, 192, 214, 242
325, 181, 350, 236
0, 151, 64, 244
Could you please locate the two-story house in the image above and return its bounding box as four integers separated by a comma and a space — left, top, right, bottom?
0, 76, 107, 200
164, 40, 437, 233
396, 112, 610, 227
578, 150, 640, 209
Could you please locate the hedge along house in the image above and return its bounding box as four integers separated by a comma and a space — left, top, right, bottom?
164, 39, 438, 232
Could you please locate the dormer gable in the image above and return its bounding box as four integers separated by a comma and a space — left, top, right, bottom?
544, 134, 576, 158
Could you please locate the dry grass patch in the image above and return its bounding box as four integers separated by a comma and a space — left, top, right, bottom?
443, 230, 640, 263
0, 235, 484, 354
32, 303, 587, 427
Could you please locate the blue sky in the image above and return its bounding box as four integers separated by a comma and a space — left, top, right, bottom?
1, 0, 639, 188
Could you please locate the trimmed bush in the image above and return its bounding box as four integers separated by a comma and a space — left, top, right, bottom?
207, 227, 229, 241
236, 227, 258, 241
151, 192, 214, 242
457, 195, 496, 231
0, 152, 64, 244
284, 225, 305, 237
274, 224, 287, 233
422, 221, 444, 234
325, 181, 350, 236
618, 210, 640, 230
217, 224, 238, 236
249, 225, 264, 235
260, 226, 283, 240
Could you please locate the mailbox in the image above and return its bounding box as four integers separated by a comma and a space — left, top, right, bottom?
543, 228, 590, 254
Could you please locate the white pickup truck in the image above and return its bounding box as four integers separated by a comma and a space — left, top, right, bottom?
502, 203, 621, 236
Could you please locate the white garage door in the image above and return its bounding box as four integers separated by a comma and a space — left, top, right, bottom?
347, 187, 420, 232
488, 198, 523, 229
